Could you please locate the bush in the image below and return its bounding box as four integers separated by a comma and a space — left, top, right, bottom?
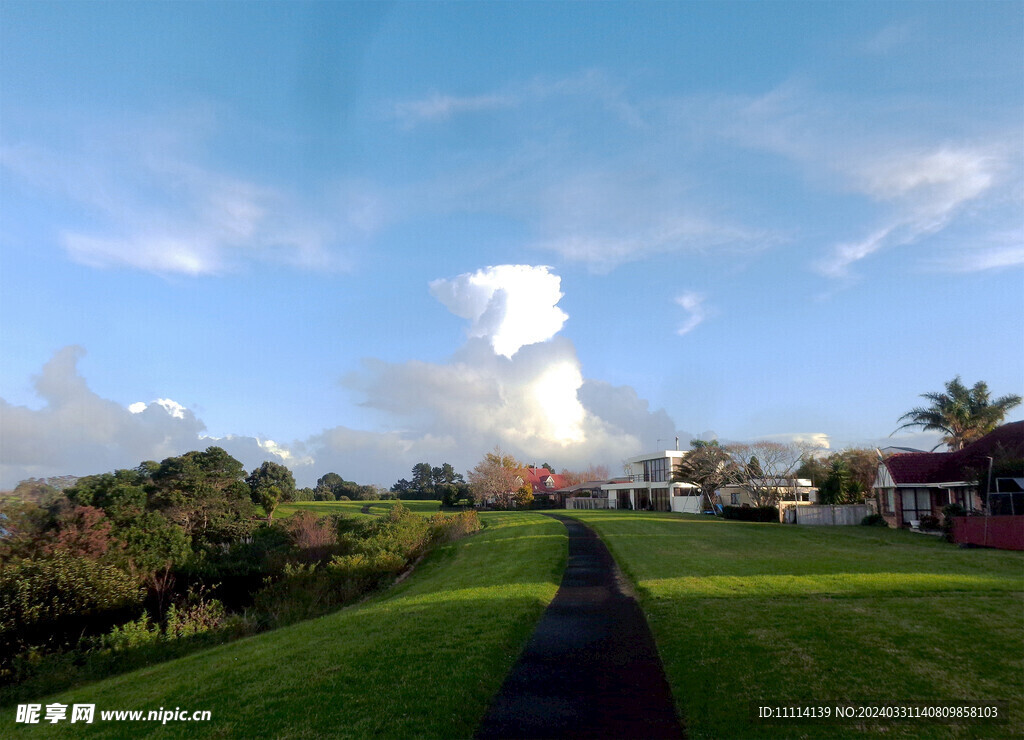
721, 506, 779, 522
860, 513, 888, 527
0, 553, 144, 656
919, 514, 941, 531
283, 511, 339, 562
345, 502, 432, 560
427, 510, 482, 544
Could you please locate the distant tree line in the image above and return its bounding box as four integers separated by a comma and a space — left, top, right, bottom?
292, 472, 392, 503
391, 462, 470, 506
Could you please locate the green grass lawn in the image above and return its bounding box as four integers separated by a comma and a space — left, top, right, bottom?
2, 511, 565, 739
563, 510, 1024, 739
275, 499, 442, 519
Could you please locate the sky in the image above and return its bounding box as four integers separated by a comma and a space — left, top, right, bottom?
1, 1, 1022, 489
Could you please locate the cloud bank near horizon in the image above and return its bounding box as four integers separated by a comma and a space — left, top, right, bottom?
0, 265, 699, 488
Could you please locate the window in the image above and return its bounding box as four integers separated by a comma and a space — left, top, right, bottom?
651, 487, 670, 512
901, 488, 931, 524
884, 489, 895, 514
643, 457, 668, 482
731, 493, 740, 505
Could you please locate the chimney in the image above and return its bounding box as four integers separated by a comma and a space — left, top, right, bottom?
675, 436, 679, 450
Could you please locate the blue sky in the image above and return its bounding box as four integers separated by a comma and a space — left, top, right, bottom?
1, 1, 1022, 488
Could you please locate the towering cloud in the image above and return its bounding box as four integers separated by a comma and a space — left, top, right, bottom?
429, 265, 568, 358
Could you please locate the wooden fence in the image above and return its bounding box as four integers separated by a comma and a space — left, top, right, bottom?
791, 504, 872, 526
952, 515, 1024, 550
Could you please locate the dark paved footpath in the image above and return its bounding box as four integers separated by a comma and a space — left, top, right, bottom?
475, 514, 685, 740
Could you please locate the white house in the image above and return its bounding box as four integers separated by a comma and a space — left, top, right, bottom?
597, 450, 702, 513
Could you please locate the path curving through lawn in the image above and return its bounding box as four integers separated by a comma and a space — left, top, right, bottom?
475, 513, 685, 739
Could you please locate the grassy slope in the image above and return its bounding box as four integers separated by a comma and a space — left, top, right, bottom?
275, 500, 442, 519
564, 510, 1024, 739
3, 512, 565, 739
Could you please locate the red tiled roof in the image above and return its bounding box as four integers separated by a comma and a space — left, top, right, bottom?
523, 468, 569, 493
884, 421, 1024, 485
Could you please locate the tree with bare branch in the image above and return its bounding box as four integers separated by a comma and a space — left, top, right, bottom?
468, 447, 528, 509
726, 441, 805, 508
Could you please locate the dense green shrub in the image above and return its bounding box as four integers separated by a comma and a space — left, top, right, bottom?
0, 553, 144, 654
860, 513, 888, 526
721, 505, 780, 522
343, 502, 432, 559
919, 514, 941, 531
427, 510, 482, 543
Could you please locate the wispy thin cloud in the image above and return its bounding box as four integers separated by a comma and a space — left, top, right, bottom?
0, 114, 373, 276
391, 69, 645, 129
675, 83, 1019, 280
931, 229, 1024, 273
816, 146, 1002, 278
861, 21, 918, 55
675, 292, 709, 336
393, 92, 518, 126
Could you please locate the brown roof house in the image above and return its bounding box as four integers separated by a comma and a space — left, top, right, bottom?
873, 421, 1024, 527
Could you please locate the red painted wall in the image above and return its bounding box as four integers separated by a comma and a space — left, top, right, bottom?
952, 516, 1024, 551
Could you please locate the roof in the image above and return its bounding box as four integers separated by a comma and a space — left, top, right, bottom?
882, 421, 1024, 486
523, 467, 569, 493
557, 480, 612, 493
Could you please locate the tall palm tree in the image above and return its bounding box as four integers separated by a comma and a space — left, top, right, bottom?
893, 376, 1022, 451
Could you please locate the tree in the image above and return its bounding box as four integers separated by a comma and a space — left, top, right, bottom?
726, 441, 804, 508
411, 462, 433, 495
468, 448, 527, 509
894, 376, 1022, 451
247, 462, 296, 521
390, 478, 413, 497
315, 472, 344, 500
513, 484, 534, 508
672, 440, 740, 509
149, 447, 257, 545
559, 464, 612, 486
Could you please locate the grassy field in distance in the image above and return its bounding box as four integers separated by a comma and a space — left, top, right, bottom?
563, 509, 1024, 739
275, 499, 442, 519
2, 511, 566, 739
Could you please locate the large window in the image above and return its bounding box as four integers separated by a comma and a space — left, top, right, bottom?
901, 488, 932, 524
643, 457, 668, 482
651, 487, 670, 512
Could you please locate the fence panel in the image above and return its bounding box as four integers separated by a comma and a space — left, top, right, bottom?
952, 516, 1024, 550
794, 504, 871, 526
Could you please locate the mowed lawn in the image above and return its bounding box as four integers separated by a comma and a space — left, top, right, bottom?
275, 499, 442, 519
2, 511, 565, 739
565, 510, 1024, 739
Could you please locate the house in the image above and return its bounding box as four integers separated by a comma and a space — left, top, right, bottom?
716, 478, 818, 507
873, 421, 1024, 527
522, 468, 569, 507
595, 450, 701, 513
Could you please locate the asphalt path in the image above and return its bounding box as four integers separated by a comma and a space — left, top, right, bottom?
475, 513, 685, 739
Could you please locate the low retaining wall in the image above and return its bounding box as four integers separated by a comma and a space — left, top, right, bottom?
792, 504, 871, 526
952, 515, 1024, 550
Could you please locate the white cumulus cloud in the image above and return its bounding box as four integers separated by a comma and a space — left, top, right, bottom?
0, 347, 302, 487
129, 398, 188, 419
429, 265, 568, 358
